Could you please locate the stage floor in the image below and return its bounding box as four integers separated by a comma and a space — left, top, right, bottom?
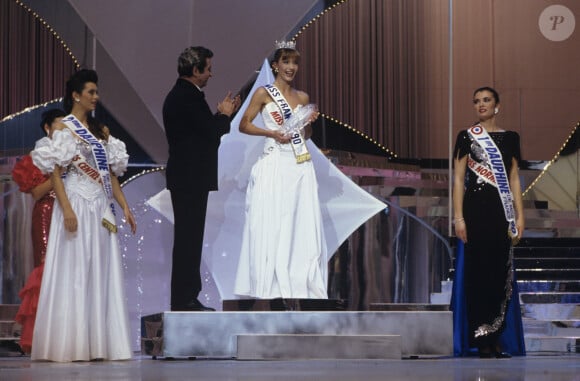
1, 354, 579, 380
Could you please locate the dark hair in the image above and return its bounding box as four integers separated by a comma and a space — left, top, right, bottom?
63, 69, 105, 139
473, 86, 500, 104
270, 48, 301, 75
64, 69, 98, 113
177, 46, 213, 77
39, 108, 66, 134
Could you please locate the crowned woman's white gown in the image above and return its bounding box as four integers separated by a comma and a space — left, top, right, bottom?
234, 102, 328, 299
30, 127, 132, 362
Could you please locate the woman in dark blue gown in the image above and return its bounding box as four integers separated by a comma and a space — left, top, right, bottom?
451, 87, 526, 358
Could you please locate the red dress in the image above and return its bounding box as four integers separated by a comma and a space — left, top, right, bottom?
11, 155, 54, 354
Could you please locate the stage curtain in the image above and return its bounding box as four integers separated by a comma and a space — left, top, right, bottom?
0, 0, 76, 119
294, 0, 449, 159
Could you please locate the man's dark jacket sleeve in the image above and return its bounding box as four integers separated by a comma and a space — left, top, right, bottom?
163, 78, 231, 191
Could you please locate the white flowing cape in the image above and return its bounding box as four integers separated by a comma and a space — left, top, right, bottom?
148, 59, 386, 300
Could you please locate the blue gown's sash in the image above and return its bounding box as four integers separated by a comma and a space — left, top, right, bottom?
467, 124, 518, 242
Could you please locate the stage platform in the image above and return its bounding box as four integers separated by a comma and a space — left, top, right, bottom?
141, 301, 452, 360
222, 298, 348, 311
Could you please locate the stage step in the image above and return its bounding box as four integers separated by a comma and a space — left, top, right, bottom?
0, 321, 19, 338
523, 303, 580, 320
523, 317, 580, 336
525, 336, 580, 353
223, 298, 347, 311
430, 280, 452, 304
504, 237, 579, 352
0, 305, 20, 341
514, 238, 580, 280
526, 315, 580, 353
141, 310, 452, 359
516, 269, 580, 281
0, 304, 22, 357
369, 303, 448, 311
520, 292, 580, 304
517, 280, 580, 293
431, 273, 580, 354
236, 334, 401, 360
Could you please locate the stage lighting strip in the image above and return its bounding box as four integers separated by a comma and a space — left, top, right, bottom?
293, 0, 349, 39
320, 113, 398, 159
522, 121, 579, 197
292, 0, 398, 159
0, 98, 63, 123
120, 166, 166, 188
15, 0, 80, 68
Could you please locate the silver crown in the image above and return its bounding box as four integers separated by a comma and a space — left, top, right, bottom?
275, 40, 296, 50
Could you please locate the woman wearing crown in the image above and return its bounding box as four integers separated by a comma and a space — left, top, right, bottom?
234, 41, 328, 299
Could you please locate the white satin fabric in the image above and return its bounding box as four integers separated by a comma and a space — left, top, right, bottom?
146, 60, 386, 304
234, 102, 328, 299
30, 127, 132, 362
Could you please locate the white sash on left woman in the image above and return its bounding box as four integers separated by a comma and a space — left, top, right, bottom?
467, 124, 518, 241
61, 114, 118, 233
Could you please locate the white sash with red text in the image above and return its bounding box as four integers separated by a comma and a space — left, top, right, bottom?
263, 84, 311, 163
467, 124, 518, 240
61, 114, 117, 233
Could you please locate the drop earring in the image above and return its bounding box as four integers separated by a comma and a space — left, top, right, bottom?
75, 98, 80, 102
494, 107, 499, 114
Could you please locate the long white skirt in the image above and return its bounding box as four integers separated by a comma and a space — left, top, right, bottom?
31, 186, 131, 362
234, 145, 328, 299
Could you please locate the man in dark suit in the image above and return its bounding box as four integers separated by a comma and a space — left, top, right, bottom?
163, 46, 239, 311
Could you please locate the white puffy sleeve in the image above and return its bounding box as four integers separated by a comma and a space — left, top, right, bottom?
107, 135, 129, 177
30, 129, 77, 174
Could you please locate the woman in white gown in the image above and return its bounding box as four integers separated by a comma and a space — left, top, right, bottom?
234, 42, 327, 299
31, 69, 137, 362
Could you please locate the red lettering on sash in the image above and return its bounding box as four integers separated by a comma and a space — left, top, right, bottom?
474, 167, 495, 182
77, 161, 102, 183
270, 111, 284, 126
